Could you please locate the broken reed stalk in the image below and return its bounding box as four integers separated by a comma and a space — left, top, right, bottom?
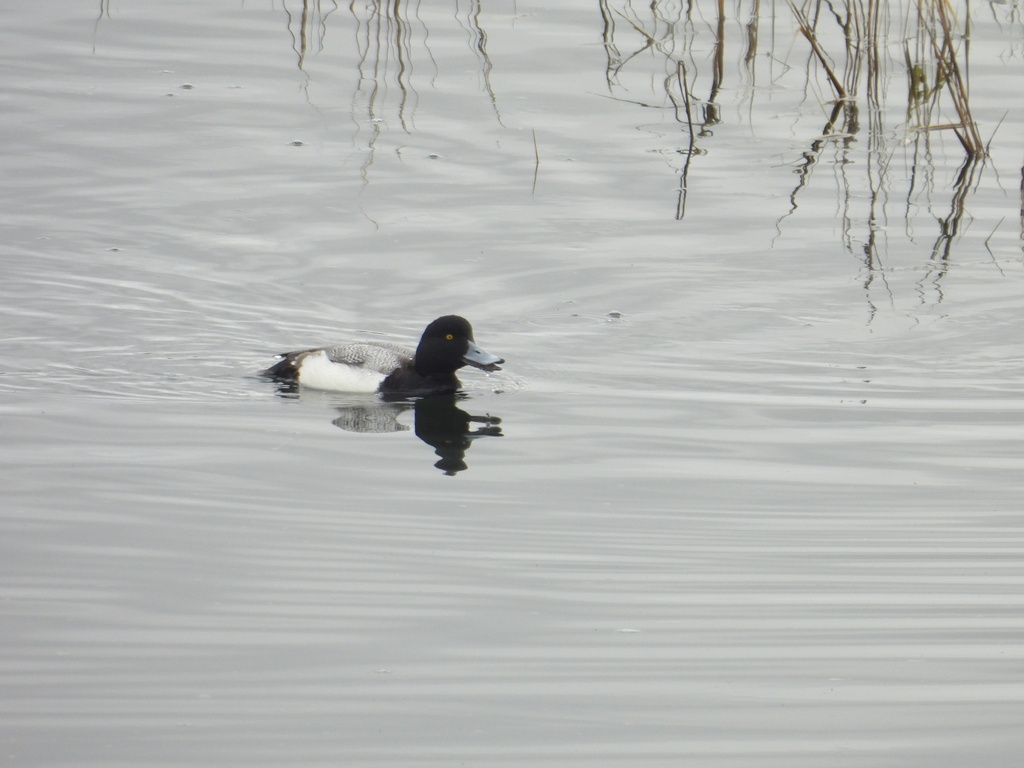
614, 9, 656, 45
787, 0, 849, 101
531, 129, 540, 194
672, 60, 696, 143
919, 0, 984, 156
798, 26, 849, 101
672, 61, 697, 220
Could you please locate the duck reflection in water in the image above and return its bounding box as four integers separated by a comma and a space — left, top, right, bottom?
331, 394, 502, 476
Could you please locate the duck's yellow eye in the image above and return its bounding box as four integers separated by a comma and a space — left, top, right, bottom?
446, 334, 454, 340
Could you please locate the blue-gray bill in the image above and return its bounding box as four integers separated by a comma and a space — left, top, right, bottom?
462, 340, 504, 372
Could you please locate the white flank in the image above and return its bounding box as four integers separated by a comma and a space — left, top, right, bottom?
297, 351, 385, 393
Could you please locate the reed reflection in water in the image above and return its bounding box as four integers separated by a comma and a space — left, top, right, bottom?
598, 0, 1013, 275
280, 0, 499, 132
269, 1, 1021, 281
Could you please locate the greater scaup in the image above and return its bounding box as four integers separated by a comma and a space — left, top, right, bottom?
262, 315, 504, 396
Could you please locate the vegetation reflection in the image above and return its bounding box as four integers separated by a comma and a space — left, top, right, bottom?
271, 1, 1018, 271
595, 0, 1024, 310
602, 0, 991, 213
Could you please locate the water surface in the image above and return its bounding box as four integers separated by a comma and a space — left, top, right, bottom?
2, 1, 1024, 766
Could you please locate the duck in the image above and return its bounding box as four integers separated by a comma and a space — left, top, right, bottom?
262, 315, 504, 396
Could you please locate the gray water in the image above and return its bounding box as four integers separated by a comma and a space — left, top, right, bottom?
3, 1, 1024, 766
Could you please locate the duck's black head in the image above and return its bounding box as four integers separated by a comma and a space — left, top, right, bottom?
414, 315, 504, 378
